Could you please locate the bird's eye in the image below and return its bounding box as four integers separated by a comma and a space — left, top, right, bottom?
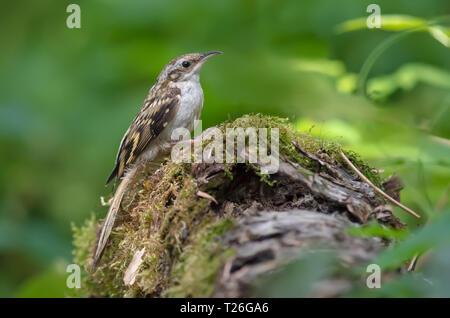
182, 61, 191, 68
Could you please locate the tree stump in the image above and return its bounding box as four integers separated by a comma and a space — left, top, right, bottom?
72, 114, 404, 297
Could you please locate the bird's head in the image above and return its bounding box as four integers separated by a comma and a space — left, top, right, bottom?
157, 51, 222, 84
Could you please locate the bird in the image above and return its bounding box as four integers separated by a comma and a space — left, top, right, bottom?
92, 51, 222, 270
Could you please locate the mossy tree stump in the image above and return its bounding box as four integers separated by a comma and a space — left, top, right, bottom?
73, 114, 404, 297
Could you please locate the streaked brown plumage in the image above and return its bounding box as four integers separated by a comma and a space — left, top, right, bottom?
93, 51, 222, 270
105, 86, 180, 187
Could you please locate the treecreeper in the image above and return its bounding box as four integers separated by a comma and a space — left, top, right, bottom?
92, 51, 222, 269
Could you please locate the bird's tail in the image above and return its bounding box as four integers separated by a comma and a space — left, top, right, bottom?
92, 164, 139, 271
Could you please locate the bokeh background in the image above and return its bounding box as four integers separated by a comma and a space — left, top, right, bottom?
0, 0, 448, 297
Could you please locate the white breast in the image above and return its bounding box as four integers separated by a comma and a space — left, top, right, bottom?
172, 78, 204, 132
150, 77, 203, 155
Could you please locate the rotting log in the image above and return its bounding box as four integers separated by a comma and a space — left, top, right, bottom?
72, 114, 405, 297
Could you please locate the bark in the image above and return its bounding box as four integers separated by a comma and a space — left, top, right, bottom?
72, 115, 404, 297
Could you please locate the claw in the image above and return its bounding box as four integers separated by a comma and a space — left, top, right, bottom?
100, 196, 113, 207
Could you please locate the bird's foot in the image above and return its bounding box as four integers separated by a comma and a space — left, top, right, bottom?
170, 138, 196, 148
100, 196, 113, 207
170, 139, 198, 162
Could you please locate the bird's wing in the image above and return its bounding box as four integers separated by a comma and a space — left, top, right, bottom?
106, 86, 180, 185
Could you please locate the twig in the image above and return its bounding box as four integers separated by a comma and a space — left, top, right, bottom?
339, 150, 420, 219
196, 190, 218, 204
124, 247, 146, 285
407, 187, 448, 271
407, 253, 419, 272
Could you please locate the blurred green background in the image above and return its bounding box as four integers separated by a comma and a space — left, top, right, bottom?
0, 0, 448, 297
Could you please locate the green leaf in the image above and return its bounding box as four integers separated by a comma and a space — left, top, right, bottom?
336, 14, 450, 48
294, 59, 346, 77
335, 15, 426, 33
346, 221, 408, 240
367, 63, 450, 102
428, 25, 450, 47
375, 209, 450, 270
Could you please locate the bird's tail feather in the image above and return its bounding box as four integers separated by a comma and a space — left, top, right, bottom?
105, 164, 119, 186
92, 165, 139, 271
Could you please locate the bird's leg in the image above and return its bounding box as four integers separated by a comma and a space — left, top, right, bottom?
100, 196, 113, 207
170, 138, 196, 148
170, 131, 207, 153
170, 138, 198, 161
169, 128, 217, 161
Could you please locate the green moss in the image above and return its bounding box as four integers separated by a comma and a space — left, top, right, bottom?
165, 219, 234, 297
71, 215, 98, 297
215, 114, 382, 187
72, 215, 97, 268
72, 160, 235, 297
72, 113, 384, 297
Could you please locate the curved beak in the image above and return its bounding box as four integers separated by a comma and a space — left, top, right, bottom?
200, 51, 223, 60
